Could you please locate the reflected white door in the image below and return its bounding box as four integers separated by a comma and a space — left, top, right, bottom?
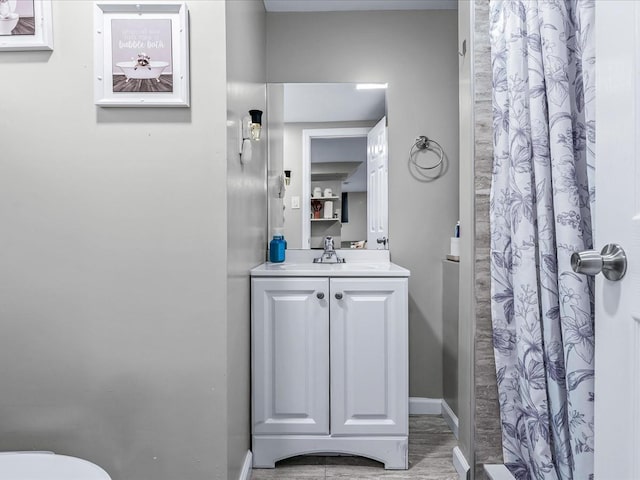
367, 117, 389, 249
594, 2, 640, 478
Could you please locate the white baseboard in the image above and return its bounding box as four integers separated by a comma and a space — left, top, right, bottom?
484, 464, 516, 480
238, 450, 252, 480
453, 446, 470, 480
441, 399, 459, 439
409, 397, 442, 415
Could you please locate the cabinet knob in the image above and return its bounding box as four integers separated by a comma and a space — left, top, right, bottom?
335, 292, 343, 300
316, 292, 325, 299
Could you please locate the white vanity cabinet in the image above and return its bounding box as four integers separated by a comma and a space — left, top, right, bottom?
251, 273, 409, 470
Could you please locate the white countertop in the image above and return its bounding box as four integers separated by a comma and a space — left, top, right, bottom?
252, 249, 410, 277
251, 261, 410, 278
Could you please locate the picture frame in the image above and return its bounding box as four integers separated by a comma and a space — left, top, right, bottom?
0, 0, 53, 51
94, 1, 190, 107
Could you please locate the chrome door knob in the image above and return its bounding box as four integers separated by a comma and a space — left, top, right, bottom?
316, 292, 325, 300
335, 292, 343, 300
571, 243, 627, 281
570, 250, 603, 276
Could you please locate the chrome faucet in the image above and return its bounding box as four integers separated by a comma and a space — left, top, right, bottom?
313, 236, 346, 263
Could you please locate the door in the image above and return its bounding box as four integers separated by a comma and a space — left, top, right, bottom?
301, 127, 371, 249
329, 278, 408, 436
594, 2, 640, 477
367, 117, 389, 249
251, 277, 330, 435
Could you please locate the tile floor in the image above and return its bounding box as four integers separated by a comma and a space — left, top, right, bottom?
250, 415, 458, 479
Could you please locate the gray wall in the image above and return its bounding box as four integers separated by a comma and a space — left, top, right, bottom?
311, 137, 367, 165
226, 1, 267, 479
0, 1, 263, 479
442, 260, 459, 415
267, 10, 460, 398
341, 192, 367, 245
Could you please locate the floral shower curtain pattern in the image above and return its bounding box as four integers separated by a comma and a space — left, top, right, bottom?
489, 1, 595, 479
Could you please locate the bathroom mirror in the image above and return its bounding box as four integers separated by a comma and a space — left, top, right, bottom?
267, 83, 389, 249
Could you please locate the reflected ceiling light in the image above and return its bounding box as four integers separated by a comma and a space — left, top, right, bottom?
356, 83, 388, 90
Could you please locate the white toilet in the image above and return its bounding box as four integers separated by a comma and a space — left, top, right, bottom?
0, 452, 111, 479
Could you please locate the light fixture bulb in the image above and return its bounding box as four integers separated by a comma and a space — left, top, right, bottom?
250, 122, 262, 141
249, 109, 263, 141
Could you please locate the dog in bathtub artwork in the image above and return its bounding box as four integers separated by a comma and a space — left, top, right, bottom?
111, 18, 173, 93
0, 0, 36, 36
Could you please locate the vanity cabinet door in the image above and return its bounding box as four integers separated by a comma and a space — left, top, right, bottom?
329, 278, 408, 436
252, 277, 330, 435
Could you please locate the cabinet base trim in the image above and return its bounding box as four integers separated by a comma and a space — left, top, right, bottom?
252, 435, 408, 470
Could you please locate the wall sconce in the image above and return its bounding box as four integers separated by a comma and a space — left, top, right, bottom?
284, 170, 291, 186
239, 109, 263, 165
249, 109, 263, 140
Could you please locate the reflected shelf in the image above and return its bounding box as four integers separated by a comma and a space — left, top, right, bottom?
311, 196, 341, 201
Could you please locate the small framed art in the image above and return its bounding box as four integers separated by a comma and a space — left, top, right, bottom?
0, 0, 53, 51
94, 1, 190, 107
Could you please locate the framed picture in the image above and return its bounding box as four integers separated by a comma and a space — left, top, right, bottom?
94, 1, 189, 107
0, 0, 53, 51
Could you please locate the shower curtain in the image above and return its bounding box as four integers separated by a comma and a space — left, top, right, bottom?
489, 1, 595, 479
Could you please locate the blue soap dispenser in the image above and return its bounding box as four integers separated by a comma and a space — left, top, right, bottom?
269, 228, 286, 263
